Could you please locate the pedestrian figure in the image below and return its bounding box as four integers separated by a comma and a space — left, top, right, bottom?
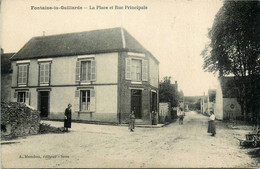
179, 108, 184, 125
129, 110, 135, 132
151, 111, 157, 125
208, 111, 216, 136
64, 104, 72, 132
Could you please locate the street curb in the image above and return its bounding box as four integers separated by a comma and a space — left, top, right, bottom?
42, 119, 177, 128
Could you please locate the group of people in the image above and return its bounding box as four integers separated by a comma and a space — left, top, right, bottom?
63, 103, 217, 136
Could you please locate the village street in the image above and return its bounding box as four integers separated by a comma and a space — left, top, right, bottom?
1, 111, 259, 168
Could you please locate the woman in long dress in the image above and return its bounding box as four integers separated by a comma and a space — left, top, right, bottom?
129, 110, 135, 132
64, 104, 72, 132
208, 111, 216, 136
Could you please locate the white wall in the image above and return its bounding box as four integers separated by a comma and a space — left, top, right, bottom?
96, 85, 118, 114
214, 81, 223, 120
94, 52, 118, 84
149, 57, 159, 88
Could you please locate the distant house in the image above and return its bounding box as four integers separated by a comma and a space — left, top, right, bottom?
10, 28, 159, 124
209, 76, 244, 120
1, 49, 15, 102
215, 76, 242, 120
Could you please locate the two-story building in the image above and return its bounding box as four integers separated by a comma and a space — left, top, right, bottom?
10, 27, 159, 124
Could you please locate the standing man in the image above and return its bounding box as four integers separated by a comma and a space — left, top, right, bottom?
64, 104, 72, 132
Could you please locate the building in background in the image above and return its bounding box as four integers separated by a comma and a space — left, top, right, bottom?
1, 49, 15, 102
10, 28, 159, 124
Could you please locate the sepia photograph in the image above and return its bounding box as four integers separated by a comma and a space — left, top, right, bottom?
1, 0, 260, 168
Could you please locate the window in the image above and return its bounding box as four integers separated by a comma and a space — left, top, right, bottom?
75, 90, 95, 112
18, 92, 26, 103
75, 59, 96, 82
39, 62, 50, 84
131, 59, 142, 81
80, 90, 91, 111
18, 64, 28, 85
81, 61, 92, 81
125, 58, 148, 81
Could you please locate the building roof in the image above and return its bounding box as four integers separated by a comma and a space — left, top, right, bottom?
1, 53, 15, 74
11, 27, 159, 63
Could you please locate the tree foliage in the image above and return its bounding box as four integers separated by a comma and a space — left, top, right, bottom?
202, 1, 260, 120
159, 76, 180, 107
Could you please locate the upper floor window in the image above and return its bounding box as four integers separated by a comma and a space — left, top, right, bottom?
39, 62, 51, 85
81, 61, 92, 81
131, 59, 142, 81
18, 64, 29, 85
76, 59, 96, 82
125, 57, 148, 81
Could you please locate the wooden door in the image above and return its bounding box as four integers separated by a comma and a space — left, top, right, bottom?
38, 91, 49, 117
131, 90, 142, 119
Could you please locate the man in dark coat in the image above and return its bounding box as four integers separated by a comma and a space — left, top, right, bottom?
64, 104, 72, 132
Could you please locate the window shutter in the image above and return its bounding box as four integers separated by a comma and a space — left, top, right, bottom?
142, 59, 148, 81
18, 66, 22, 84
75, 61, 81, 82
90, 90, 96, 112
14, 92, 17, 98
40, 64, 44, 83
91, 60, 96, 81
26, 91, 29, 98
74, 90, 80, 112
45, 64, 50, 83
26, 64, 28, 84
125, 58, 131, 80
26, 91, 31, 105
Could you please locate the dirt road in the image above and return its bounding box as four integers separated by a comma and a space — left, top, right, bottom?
1, 111, 259, 168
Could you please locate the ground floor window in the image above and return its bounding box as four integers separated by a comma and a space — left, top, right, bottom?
80, 90, 91, 111
18, 92, 26, 103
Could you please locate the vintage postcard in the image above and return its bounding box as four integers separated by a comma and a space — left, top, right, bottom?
1, 0, 259, 168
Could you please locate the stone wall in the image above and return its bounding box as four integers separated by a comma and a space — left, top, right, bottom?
1, 102, 40, 139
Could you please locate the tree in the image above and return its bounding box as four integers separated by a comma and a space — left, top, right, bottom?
159, 76, 179, 107
202, 1, 260, 121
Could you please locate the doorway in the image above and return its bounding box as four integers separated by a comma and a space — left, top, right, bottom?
38, 91, 49, 118
131, 89, 142, 119
151, 92, 157, 112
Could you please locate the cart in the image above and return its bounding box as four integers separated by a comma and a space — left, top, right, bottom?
236, 129, 260, 147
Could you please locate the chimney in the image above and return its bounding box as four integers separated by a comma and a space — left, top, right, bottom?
43, 31, 45, 36
175, 81, 178, 91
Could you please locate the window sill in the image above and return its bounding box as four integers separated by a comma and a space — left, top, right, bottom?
80, 82, 91, 85
18, 84, 27, 87
40, 83, 50, 86
131, 81, 142, 84
77, 111, 95, 113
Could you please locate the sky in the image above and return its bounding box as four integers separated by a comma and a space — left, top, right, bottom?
1, 0, 223, 96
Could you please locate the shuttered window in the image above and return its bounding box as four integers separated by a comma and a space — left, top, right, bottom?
18, 92, 26, 103
131, 59, 142, 81
18, 64, 28, 85
75, 59, 96, 82
39, 63, 50, 84
77, 90, 95, 112
126, 57, 148, 81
